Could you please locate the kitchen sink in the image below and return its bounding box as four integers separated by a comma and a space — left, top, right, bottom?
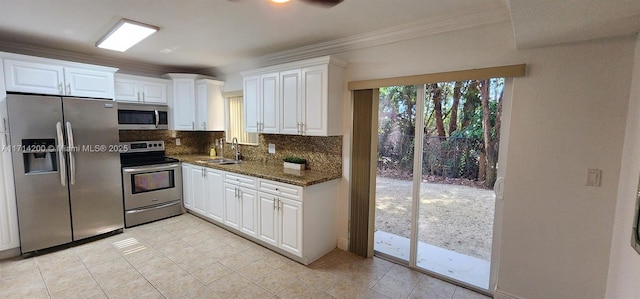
196, 158, 244, 165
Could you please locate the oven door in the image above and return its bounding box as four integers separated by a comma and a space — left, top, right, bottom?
122, 163, 182, 210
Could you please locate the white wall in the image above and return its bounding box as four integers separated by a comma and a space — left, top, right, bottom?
605, 34, 640, 299
499, 37, 633, 299
220, 22, 638, 299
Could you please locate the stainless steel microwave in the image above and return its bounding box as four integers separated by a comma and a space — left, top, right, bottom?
117, 103, 169, 130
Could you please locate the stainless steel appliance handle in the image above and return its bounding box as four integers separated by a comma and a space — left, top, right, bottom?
123, 163, 180, 173
155, 109, 159, 128
125, 200, 181, 214
65, 122, 75, 185
56, 122, 66, 187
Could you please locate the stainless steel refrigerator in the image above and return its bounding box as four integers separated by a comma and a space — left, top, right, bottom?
7, 94, 124, 253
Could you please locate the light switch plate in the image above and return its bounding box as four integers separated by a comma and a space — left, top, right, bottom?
268, 143, 276, 154
175, 138, 181, 146
586, 169, 602, 187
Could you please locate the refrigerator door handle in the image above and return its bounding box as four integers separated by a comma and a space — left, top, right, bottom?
154, 109, 159, 128
65, 122, 76, 185
56, 122, 67, 187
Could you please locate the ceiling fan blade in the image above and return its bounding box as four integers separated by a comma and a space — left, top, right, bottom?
301, 0, 344, 8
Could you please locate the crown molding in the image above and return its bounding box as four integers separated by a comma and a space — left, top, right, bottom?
0, 39, 195, 77
217, 4, 510, 75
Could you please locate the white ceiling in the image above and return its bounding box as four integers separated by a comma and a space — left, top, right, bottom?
0, 0, 638, 73
508, 0, 640, 48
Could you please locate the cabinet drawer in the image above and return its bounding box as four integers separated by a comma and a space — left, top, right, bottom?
258, 179, 301, 199
224, 173, 256, 189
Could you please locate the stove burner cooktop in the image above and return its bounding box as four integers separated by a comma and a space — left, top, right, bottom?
119, 141, 178, 167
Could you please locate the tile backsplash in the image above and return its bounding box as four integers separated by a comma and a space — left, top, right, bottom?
119, 131, 342, 173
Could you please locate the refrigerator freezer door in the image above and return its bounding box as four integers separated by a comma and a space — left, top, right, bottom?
62, 97, 124, 240
7, 94, 72, 253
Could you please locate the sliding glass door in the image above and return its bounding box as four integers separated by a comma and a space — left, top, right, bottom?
374, 80, 503, 291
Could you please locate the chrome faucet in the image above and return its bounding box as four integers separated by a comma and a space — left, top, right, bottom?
231, 137, 241, 161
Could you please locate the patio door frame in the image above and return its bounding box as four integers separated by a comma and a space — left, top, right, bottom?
349, 70, 526, 295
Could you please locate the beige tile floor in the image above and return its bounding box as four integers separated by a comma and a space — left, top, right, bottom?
0, 213, 491, 299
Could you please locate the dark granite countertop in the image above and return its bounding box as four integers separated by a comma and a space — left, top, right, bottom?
171, 154, 342, 187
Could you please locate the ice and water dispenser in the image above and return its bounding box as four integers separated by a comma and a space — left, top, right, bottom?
22, 139, 58, 174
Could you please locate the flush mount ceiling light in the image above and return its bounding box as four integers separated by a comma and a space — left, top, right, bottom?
96, 18, 158, 52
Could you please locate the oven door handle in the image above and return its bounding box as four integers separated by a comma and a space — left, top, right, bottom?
126, 200, 181, 214
123, 163, 180, 173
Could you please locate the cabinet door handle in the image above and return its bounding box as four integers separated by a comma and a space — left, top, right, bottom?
192, 122, 195, 130
58, 83, 63, 95
203, 121, 207, 130
66, 83, 71, 95
300, 123, 304, 135
2, 117, 6, 132
273, 198, 276, 210
142, 92, 146, 102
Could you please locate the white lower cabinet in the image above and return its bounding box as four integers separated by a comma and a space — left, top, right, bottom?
223, 172, 258, 238
258, 192, 302, 256
183, 163, 224, 223
239, 187, 258, 237
279, 197, 302, 256
189, 166, 207, 216
182, 162, 338, 265
205, 168, 224, 223
182, 164, 192, 209
223, 184, 257, 236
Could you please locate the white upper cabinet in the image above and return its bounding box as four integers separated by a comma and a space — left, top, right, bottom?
260, 72, 280, 134
243, 72, 279, 134
114, 74, 169, 104
165, 73, 224, 131
2, 54, 117, 99
243, 75, 260, 133
63, 67, 114, 99
4, 60, 63, 95
241, 56, 345, 136
196, 79, 225, 131
280, 69, 302, 135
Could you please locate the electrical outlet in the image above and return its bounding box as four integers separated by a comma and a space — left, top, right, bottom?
268, 143, 276, 154
586, 169, 602, 187
175, 138, 181, 146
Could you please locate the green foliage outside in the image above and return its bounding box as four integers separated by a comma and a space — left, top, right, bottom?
377, 79, 504, 187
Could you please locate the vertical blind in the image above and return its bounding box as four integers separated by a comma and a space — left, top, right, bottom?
227, 96, 258, 144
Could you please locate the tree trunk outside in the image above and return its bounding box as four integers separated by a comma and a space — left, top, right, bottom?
449, 81, 462, 136
478, 151, 487, 181
431, 84, 446, 139
480, 79, 497, 188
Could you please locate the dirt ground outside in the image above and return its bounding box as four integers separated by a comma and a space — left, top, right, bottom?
375, 176, 495, 260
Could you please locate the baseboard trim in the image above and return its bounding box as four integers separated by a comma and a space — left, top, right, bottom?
337, 237, 349, 251
494, 288, 526, 299
0, 247, 20, 260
